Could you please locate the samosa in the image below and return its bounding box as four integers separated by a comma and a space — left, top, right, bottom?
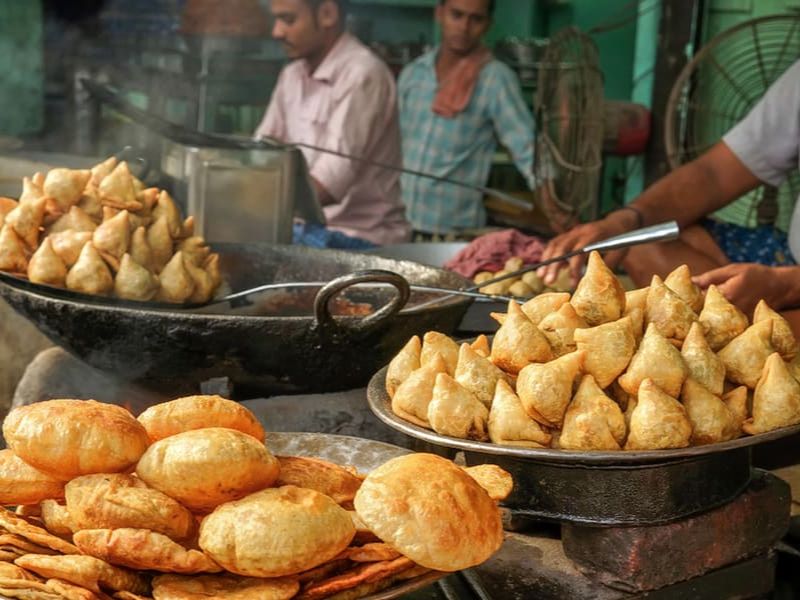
391, 353, 447, 427
156, 251, 194, 303
386, 336, 421, 398
114, 254, 160, 302
681, 378, 740, 445
516, 350, 585, 428
427, 373, 489, 441
93, 209, 131, 260
618, 323, 689, 398
574, 315, 636, 389
570, 251, 626, 326
624, 287, 649, 316
625, 378, 692, 450
681, 322, 725, 395
537, 302, 587, 357
559, 375, 626, 451
0, 224, 28, 273
664, 264, 704, 313
5, 193, 45, 249
77, 183, 104, 221
178, 237, 211, 267
90, 156, 118, 185
147, 216, 174, 273
488, 379, 552, 448
698, 285, 749, 351
181, 216, 195, 238
645, 275, 698, 342
18, 176, 46, 206
455, 343, 510, 409
470, 334, 491, 358
420, 331, 459, 376
753, 300, 797, 361
28, 238, 67, 287
491, 300, 553, 374
520, 292, 571, 325
184, 255, 215, 304
743, 352, 800, 435
66, 242, 113, 295
43, 168, 91, 212
152, 191, 183, 238
46, 230, 92, 269
130, 226, 155, 273
0, 197, 17, 228
99, 161, 142, 211
205, 253, 222, 290
722, 386, 748, 436
718, 319, 775, 389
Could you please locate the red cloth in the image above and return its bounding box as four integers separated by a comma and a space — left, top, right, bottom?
432, 47, 493, 118
445, 229, 547, 279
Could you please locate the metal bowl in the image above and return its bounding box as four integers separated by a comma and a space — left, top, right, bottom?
0, 244, 472, 397
367, 367, 800, 526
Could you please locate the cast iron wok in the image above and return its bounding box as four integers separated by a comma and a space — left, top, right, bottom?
0, 243, 472, 396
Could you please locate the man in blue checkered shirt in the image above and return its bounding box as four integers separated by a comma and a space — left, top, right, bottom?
398, 0, 538, 236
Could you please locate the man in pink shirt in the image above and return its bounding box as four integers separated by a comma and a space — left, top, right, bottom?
255, 0, 411, 246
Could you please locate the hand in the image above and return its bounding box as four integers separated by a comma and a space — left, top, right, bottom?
692, 263, 794, 317
536, 216, 630, 287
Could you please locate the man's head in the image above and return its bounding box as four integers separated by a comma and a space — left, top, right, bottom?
270, 0, 348, 62
437, 0, 494, 56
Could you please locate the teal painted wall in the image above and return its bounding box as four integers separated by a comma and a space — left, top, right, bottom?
0, 0, 43, 135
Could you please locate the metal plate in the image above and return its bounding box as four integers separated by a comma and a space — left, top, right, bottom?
367, 366, 800, 466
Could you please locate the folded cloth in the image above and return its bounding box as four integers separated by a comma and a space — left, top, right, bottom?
432, 46, 493, 118
293, 222, 377, 250
444, 229, 547, 278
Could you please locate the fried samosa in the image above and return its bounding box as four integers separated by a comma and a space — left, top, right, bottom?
181, 215, 195, 238
570, 251, 626, 326
743, 352, 800, 434
488, 379, 551, 448
420, 331, 459, 376
386, 336, 421, 398
92, 210, 131, 260
90, 156, 118, 186
645, 275, 698, 342
718, 319, 775, 389
618, 323, 689, 398
18, 176, 46, 206
0, 197, 17, 229
5, 193, 45, 249
184, 255, 215, 304
114, 254, 159, 302
205, 253, 221, 290
156, 251, 194, 303
516, 350, 585, 427
0, 224, 28, 274
559, 375, 626, 451
520, 292, 571, 325
537, 302, 588, 357
624, 286, 649, 316
471, 334, 491, 358
681, 378, 740, 445
427, 373, 489, 441
152, 191, 182, 238
48, 230, 93, 268
491, 300, 553, 374
698, 285, 749, 351
664, 264, 704, 313
789, 352, 800, 384
28, 238, 67, 287
681, 321, 726, 395
178, 236, 211, 267
66, 242, 113, 296
455, 343, 509, 409
574, 315, 636, 389
391, 353, 447, 427
625, 378, 692, 450
98, 162, 141, 211
722, 386, 748, 437
129, 226, 154, 273
753, 299, 798, 361
43, 168, 91, 212
47, 205, 96, 235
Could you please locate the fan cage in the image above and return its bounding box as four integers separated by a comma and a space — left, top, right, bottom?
665, 14, 800, 232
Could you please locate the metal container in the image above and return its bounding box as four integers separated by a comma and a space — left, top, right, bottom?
367, 367, 800, 527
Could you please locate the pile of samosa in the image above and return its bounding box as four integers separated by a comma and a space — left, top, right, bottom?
387, 251, 800, 451
0, 157, 221, 304
0, 395, 510, 599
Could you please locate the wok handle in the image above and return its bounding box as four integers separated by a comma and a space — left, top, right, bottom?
314, 270, 411, 332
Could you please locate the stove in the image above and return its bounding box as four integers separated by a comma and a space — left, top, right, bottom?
6, 347, 797, 600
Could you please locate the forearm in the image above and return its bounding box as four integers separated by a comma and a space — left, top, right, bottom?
774, 266, 800, 308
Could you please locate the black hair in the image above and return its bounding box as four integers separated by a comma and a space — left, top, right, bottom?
439, 0, 496, 16
307, 0, 349, 16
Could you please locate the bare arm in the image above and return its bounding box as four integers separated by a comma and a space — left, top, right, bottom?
537, 142, 763, 284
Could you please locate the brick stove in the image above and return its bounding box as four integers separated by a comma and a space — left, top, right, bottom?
6, 347, 796, 600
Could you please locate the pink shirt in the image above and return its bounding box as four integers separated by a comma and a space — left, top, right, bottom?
255, 33, 411, 245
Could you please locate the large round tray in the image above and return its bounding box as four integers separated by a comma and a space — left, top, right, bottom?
367, 367, 800, 527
